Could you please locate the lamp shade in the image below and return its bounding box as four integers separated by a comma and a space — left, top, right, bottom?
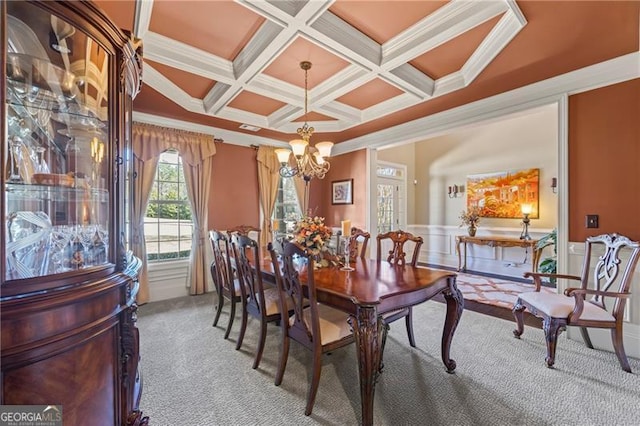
521, 203, 532, 215
275, 148, 291, 164
313, 151, 325, 165
289, 139, 308, 157
315, 141, 333, 158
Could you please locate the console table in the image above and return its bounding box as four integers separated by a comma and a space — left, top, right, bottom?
455, 235, 541, 273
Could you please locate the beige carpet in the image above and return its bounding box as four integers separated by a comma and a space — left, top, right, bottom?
137, 288, 640, 425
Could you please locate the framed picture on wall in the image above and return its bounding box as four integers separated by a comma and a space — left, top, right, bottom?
466, 168, 539, 218
332, 179, 353, 205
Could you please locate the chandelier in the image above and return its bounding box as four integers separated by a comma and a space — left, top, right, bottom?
275, 61, 333, 181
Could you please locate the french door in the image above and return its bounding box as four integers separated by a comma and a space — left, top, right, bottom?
376, 162, 406, 235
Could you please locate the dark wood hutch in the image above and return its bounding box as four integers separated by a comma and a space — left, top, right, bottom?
1, 1, 146, 424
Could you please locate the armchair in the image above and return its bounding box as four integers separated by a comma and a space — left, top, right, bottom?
513, 233, 640, 372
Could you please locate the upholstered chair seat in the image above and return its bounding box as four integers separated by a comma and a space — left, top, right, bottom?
517, 292, 615, 322
297, 303, 352, 345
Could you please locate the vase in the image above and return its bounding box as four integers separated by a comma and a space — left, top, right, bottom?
468, 225, 477, 237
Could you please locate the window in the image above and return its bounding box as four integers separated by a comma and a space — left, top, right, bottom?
272, 176, 301, 240
145, 150, 193, 261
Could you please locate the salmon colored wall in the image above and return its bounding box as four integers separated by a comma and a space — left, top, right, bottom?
208, 144, 260, 230
317, 150, 367, 229
206, 145, 365, 233
568, 78, 640, 242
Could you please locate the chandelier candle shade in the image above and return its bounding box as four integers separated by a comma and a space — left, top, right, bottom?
275, 61, 334, 215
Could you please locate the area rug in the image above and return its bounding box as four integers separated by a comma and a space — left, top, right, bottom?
452, 272, 555, 310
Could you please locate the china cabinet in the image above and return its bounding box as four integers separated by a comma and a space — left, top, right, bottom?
1, 1, 145, 425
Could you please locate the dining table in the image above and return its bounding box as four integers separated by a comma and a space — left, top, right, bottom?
260, 255, 464, 426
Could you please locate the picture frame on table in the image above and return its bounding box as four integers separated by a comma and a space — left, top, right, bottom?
332, 179, 353, 205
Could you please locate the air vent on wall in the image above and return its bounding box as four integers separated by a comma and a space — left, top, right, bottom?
239, 124, 261, 132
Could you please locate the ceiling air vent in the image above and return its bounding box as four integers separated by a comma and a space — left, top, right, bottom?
239, 124, 261, 132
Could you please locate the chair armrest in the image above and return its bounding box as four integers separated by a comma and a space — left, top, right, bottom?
523, 272, 580, 291
564, 288, 630, 322
565, 288, 632, 299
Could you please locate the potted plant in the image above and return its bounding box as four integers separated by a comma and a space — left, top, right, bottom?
459, 206, 481, 236
536, 228, 557, 284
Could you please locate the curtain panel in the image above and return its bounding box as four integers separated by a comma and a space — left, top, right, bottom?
256, 146, 280, 251
132, 122, 217, 302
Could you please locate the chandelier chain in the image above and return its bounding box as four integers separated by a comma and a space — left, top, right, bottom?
304, 64, 308, 123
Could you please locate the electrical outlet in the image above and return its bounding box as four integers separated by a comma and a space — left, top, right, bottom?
586, 214, 599, 228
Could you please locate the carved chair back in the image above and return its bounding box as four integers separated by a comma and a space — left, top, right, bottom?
209, 230, 234, 295
268, 241, 319, 350
348, 227, 370, 259
376, 230, 423, 266
231, 234, 265, 313
579, 233, 640, 319
227, 225, 260, 240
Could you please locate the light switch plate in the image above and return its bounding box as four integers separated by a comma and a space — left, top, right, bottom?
586, 214, 599, 228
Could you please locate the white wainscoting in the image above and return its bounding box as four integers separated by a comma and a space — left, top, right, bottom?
147, 259, 192, 301
405, 225, 554, 279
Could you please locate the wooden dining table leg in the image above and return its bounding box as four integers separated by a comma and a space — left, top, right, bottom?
441, 277, 464, 373
350, 305, 386, 426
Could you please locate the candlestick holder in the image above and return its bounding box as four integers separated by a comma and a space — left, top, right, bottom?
340, 239, 354, 271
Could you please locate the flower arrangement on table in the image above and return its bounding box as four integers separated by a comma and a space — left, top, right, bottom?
459, 206, 481, 236
294, 216, 332, 261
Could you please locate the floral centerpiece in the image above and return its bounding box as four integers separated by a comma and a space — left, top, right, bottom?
459, 206, 481, 236
294, 216, 332, 257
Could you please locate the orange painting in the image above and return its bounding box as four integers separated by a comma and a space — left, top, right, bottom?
466, 168, 539, 219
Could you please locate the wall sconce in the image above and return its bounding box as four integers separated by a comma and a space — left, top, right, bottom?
520, 203, 532, 240
448, 184, 465, 198
551, 177, 557, 194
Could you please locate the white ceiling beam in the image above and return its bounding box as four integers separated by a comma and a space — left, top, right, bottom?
133, 0, 153, 39
144, 32, 234, 82
381, 0, 508, 69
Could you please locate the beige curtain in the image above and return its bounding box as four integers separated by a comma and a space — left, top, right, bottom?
132, 122, 217, 300
257, 146, 280, 250
183, 157, 212, 295
293, 176, 306, 216
131, 155, 159, 304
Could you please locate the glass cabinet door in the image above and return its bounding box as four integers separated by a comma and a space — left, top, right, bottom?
5, 2, 112, 280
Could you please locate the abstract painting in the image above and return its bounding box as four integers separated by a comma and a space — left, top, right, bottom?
466, 168, 539, 218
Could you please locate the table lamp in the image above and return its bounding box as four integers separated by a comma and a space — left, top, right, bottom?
520, 203, 532, 240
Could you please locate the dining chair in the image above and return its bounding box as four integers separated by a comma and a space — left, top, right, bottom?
209, 230, 245, 340
267, 241, 354, 416
231, 234, 293, 368
348, 227, 370, 259
335, 227, 370, 260
376, 230, 424, 347
513, 233, 640, 372
227, 224, 260, 240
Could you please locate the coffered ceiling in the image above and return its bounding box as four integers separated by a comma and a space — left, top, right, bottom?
95, 0, 640, 146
